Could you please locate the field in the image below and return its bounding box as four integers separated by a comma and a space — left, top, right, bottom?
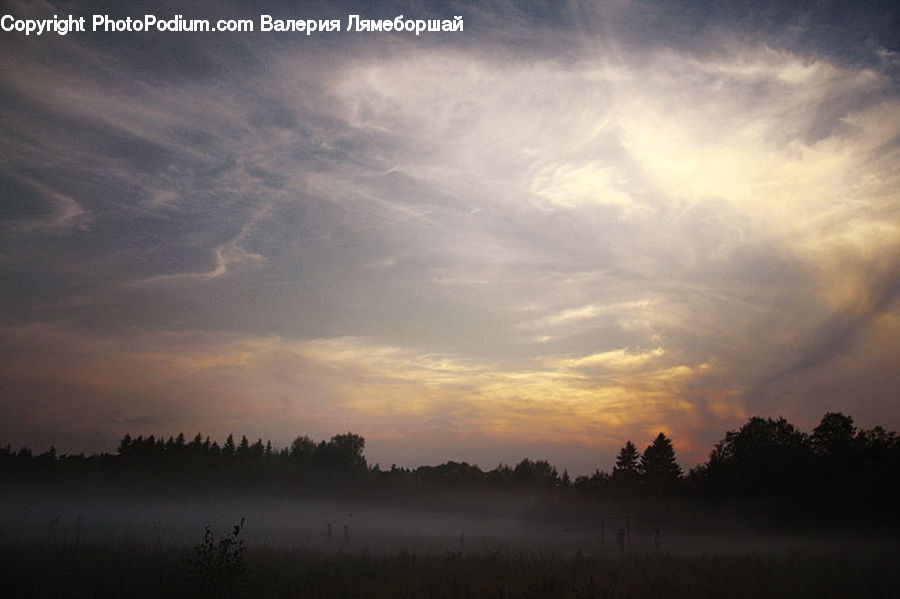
2, 489, 897, 598
3, 537, 897, 598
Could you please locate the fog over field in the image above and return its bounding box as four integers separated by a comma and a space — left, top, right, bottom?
2, 486, 892, 561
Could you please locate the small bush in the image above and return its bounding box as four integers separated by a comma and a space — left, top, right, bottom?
185, 517, 247, 597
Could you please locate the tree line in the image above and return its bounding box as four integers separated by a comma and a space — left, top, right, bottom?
3, 411, 899, 522
114, 431, 368, 473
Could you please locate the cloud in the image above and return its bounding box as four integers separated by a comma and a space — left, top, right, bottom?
0, 172, 89, 234
547, 347, 666, 371
1, 0, 899, 472
0, 323, 722, 470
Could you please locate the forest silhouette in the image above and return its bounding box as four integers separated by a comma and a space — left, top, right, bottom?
4, 411, 899, 527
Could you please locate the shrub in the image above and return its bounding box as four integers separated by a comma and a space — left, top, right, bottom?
185, 517, 247, 597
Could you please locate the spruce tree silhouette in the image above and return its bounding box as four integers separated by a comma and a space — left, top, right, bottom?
612, 441, 640, 486
640, 433, 682, 488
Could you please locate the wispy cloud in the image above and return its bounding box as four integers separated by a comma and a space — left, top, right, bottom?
0, 323, 724, 469
1, 0, 898, 471
546, 347, 666, 371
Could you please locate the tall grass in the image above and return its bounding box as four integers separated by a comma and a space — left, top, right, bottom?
184, 517, 247, 598
2, 537, 897, 598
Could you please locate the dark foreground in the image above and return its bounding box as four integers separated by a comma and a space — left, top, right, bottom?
2, 540, 897, 598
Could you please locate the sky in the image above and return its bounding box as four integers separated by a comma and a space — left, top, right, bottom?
2, 0, 899, 475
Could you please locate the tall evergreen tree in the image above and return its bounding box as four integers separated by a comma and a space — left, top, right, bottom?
640, 433, 682, 485
612, 441, 640, 483
223, 434, 236, 457
237, 435, 250, 458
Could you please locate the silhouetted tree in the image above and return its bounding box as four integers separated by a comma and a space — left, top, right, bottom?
574, 469, 610, 490
512, 458, 559, 486
612, 441, 640, 484
640, 433, 681, 486
250, 439, 265, 459
416, 461, 486, 486
223, 434, 236, 458
237, 435, 250, 459
314, 433, 367, 472
857, 426, 900, 496
857, 425, 898, 458
37, 446, 57, 462
704, 416, 810, 499
290, 435, 316, 465
812, 412, 856, 457
118, 434, 133, 456
488, 463, 515, 486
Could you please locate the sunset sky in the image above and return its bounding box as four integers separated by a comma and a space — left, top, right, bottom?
2, 0, 899, 474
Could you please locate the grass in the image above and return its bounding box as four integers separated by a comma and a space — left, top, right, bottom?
2, 537, 898, 598
184, 517, 247, 598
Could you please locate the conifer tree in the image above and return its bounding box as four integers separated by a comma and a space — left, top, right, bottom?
223, 434, 236, 457
612, 441, 640, 483
640, 433, 682, 485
